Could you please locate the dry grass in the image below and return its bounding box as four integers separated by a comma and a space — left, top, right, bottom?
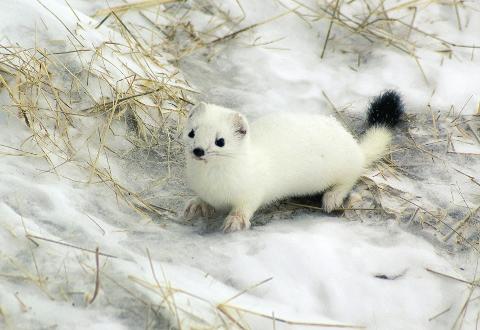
0, 0, 479, 329
0, 4, 192, 218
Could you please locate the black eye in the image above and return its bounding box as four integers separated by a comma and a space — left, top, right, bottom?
188, 129, 195, 138
215, 138, 225, 147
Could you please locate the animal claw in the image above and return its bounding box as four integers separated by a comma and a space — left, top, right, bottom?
184, 198, 215, 220
322, 191, 343, 213
221, 213, 251, 233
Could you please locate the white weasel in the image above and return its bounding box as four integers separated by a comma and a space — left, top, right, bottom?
184, 91, 404, 232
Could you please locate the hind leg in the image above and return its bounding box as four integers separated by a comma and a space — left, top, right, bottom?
322, 179, 357, 213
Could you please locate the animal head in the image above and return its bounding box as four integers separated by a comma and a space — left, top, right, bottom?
184, 102, 249, 161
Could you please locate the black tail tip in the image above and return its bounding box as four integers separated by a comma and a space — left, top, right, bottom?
367, 90, 405, 128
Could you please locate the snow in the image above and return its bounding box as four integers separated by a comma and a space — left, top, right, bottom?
0, 0, 479, 329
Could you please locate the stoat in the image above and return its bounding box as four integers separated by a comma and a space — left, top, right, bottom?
183, 91, 404, 232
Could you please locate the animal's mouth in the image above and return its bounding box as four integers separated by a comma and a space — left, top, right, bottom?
192, 154, 207, 162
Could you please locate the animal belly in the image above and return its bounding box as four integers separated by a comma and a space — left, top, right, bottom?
276, 175, 330, 199
265, 155, 354, 201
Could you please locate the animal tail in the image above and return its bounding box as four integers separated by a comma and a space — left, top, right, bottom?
359, 90, 405, 167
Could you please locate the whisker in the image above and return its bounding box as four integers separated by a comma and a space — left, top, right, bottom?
207, 152, 235, 158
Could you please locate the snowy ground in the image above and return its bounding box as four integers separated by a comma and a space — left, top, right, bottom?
0, 0, 479, 329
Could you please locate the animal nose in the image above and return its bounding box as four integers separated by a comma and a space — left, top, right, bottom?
193, 148, 205, 158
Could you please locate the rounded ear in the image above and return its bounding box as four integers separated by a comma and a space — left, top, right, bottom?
188, 102, 207, 119
232, 112, 248, 137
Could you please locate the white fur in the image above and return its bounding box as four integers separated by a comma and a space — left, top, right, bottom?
184, 103, 392, 232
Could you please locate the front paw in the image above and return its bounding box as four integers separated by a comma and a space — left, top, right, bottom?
221, 212, 251, 233
184, 198, 215, 220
